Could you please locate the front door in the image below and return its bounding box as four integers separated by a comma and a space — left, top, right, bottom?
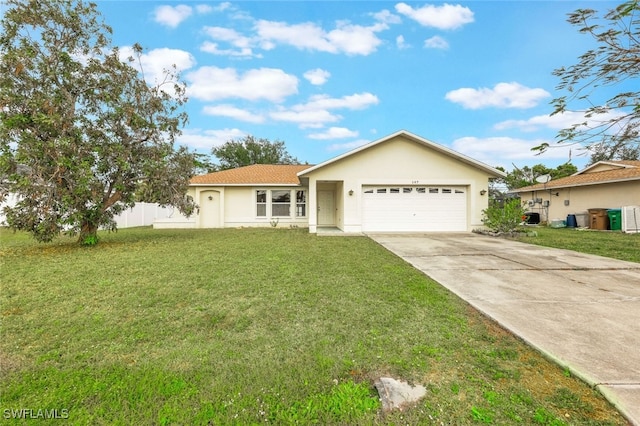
199, 190, 220, 228
317, 190, 335, 226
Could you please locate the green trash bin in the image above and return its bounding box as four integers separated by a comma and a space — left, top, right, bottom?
607, 208, 622, 231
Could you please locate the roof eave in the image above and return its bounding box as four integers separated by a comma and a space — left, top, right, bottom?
189, 183, 303, 187
572, 160, 636, 176
512, 176, 640, 193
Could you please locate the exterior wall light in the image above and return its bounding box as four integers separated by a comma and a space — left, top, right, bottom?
348, 190, 354, 196
208, 195, 213, 200
480, 190, 487, 195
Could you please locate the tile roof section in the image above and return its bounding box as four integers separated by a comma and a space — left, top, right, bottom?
513, 161, 640, 192
190, 164, 313, 185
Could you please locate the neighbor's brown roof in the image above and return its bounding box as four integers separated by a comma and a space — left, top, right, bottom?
513, 160, 640, 193
190, 164, 313, 185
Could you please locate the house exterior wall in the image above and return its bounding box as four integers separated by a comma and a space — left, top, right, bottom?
520, 180, 640, 225
303, 135, 492, 233
184, 185, 309, 229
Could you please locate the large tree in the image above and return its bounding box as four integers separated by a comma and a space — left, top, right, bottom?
211, 136, 300, 171
0, 0, 197, 245
536, 1, 639, 159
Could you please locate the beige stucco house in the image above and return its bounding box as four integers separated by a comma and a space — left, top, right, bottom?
154, 130, 506, 233
512, 160, 640, 227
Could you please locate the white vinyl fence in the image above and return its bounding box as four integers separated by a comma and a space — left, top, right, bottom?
622, 206, 640, 234
112, 203, 174, 228
1, 196, 173, 229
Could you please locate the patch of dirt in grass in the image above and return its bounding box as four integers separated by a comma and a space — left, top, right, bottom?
0, 349, 26, 378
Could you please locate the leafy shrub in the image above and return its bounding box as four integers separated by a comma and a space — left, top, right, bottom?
482, 198, 526, 234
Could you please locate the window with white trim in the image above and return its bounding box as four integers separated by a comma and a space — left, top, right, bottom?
256, 190, 267, 217
296, 190, 307, 217
271, 190, 291, 217
255, 189, 306, 218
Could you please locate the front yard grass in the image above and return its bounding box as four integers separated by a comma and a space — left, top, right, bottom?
517, 227, 640, 263
0, 227, 628, 424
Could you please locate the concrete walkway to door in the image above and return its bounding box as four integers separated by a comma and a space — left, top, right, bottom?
369, 233, 640, 425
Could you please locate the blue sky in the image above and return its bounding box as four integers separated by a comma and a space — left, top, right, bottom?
95, 1, 622, 171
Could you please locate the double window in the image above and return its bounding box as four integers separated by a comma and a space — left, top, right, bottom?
256, 189, 307, 218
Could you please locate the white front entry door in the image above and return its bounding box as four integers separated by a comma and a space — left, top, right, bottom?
317, 190, 335, 226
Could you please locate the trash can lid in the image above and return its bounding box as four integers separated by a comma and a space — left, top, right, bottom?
607, 208, 621, 212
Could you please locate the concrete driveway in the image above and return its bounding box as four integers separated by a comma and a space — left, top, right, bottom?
370, 232, 640, 425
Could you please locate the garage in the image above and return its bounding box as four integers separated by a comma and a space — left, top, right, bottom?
362, 186, 467, 232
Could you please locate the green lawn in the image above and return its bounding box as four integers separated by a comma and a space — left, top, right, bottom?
0, 227, 628, 425
517, 227, 640, 263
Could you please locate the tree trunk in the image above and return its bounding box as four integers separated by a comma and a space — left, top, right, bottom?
78, 221, 99, 245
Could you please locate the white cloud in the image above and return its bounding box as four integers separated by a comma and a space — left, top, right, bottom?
269, 92, 379, 128
255, 19, 387, 56
327, 139, 370, 152
445, 82, 550, 109
212, 2, 232, 12
185, 67, 298, 102
200, 41, 257, 58
177, 128, 247, 150
118, 47, 196, 95
395, 3, 474, 30
195, 4, 213, 14
396, 35, 410, 49
494, 110, 622, 132
308, 127, 359, 140
202, 105, 265, 123
452, 136, 574, 167
154, 4, 218, 28
304, 68, 331, 85
255, 20, 334, 52
424, 35, 449, 49
201, 26, 258, 57
327, 22, 387, 55
269, 108, 342, 128
203, 27, 252, 48
153, 5, 192, 28
372, 9, 402, 25
305, 93, 380, 110
198, 10, 391, 58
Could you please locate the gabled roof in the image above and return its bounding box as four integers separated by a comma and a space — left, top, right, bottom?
298, 130, 506, 178
190, 164, 312, 186
512, 160, 640, 193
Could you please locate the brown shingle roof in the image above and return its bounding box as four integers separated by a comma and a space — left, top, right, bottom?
513, 161, 640, 192
190, 164, 313, 185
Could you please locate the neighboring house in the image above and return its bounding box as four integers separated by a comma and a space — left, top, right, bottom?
154, 130, 505, 233
512, 160, 640, 226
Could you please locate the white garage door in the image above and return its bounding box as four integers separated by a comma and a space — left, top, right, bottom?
362, 186, 467, 232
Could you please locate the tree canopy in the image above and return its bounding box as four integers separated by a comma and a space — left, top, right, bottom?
495, 163, 578, 192
0, 0, 197, 245
536, 1, 639, 160
211, 136, 301, 171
